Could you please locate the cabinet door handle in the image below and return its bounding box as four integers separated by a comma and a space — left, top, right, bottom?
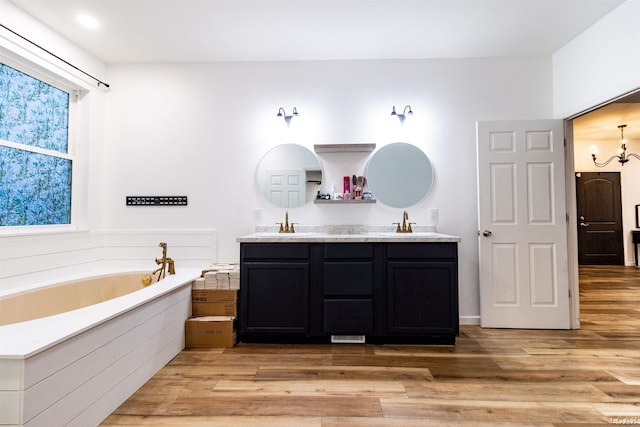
580, 222, 589, 227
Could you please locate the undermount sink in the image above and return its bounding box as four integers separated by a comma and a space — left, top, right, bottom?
251, 232, 318, 237
250, 224, 440, 235
372, 231, 437, 236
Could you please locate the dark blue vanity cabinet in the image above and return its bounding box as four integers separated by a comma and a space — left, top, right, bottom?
239, 241, 459, 344
239, 243, 312, 338
322, 243, 382, 336
385, 243, 459, 342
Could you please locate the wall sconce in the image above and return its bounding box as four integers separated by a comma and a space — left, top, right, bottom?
591, 124, 640, 167
277, 107, 298, 127
391, 105, 413, 123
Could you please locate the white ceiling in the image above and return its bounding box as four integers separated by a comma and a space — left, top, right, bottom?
7, 0, 638, 143
7, 0, 626, 64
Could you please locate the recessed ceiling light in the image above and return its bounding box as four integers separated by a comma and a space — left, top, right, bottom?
75, 14, 100, 30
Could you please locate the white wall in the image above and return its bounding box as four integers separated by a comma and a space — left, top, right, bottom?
0, 1, 219, 294
0, 0, 107, 293
104, 58, 555, 322
553, 0, 640, 266
553, 0, 640, 117
8, 0, 637, 320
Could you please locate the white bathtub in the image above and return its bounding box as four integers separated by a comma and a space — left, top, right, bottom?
0, 269, 199, 427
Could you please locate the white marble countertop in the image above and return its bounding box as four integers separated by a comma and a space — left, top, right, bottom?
237, 225, 461, 243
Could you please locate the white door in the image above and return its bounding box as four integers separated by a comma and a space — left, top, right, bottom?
477, 120, 570, 329
266, 170, 305, 208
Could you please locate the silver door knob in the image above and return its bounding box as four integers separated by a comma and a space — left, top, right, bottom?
482, 230, 492, 237
580, 222, 589, 227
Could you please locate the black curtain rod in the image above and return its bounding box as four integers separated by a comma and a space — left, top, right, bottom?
0, 22, 110, 88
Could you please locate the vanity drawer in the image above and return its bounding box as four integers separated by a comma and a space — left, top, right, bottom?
324, 262, 373, 296
324, 243, 373, 259
386, 243, 457, 260
241, 243, 309, 260
324, 299, 373, 334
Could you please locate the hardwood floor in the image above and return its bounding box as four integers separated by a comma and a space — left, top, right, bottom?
101, 266, 640, 426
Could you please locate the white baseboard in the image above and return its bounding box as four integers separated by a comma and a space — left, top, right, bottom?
459, 316, 480, 325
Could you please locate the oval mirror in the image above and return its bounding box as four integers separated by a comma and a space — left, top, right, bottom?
366, 142, 434, 208
256, 144, 322, 208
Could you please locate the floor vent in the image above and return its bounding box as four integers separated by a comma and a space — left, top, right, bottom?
331, 335, 366, 344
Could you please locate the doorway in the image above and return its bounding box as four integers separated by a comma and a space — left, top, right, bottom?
567, 89, 640, 329
575, 171, 624, 265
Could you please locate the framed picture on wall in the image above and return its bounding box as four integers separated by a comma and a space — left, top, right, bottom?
637, 204, 640, 228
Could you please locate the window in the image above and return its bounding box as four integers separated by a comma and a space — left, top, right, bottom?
0, 62, 75, 227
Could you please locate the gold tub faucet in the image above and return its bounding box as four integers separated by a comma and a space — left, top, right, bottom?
152, 242, 176, 280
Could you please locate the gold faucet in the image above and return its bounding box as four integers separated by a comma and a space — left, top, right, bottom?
393, 211, 415, 233
152, 242, 176, 280
276, 211, 296, 233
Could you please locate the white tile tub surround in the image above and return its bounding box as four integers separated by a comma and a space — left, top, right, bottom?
0, 269, 200, 427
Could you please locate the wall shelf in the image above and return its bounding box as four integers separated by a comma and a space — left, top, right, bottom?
314, 143, 376, 153
314, 199, 376, 204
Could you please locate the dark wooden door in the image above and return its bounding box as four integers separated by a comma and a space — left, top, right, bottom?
576, 172, 624, 265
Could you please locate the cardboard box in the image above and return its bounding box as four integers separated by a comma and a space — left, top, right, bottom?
185, 316, 237, 348
191, 289, 237, 316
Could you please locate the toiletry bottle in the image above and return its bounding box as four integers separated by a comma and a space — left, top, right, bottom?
330, 184, 336, 200
343, 176, 351, 200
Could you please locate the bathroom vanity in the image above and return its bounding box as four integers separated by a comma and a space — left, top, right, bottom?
237, 228, 461, 344
248, 142, 456, 344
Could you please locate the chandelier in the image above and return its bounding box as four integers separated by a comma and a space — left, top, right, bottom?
591, 124, 640, 167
